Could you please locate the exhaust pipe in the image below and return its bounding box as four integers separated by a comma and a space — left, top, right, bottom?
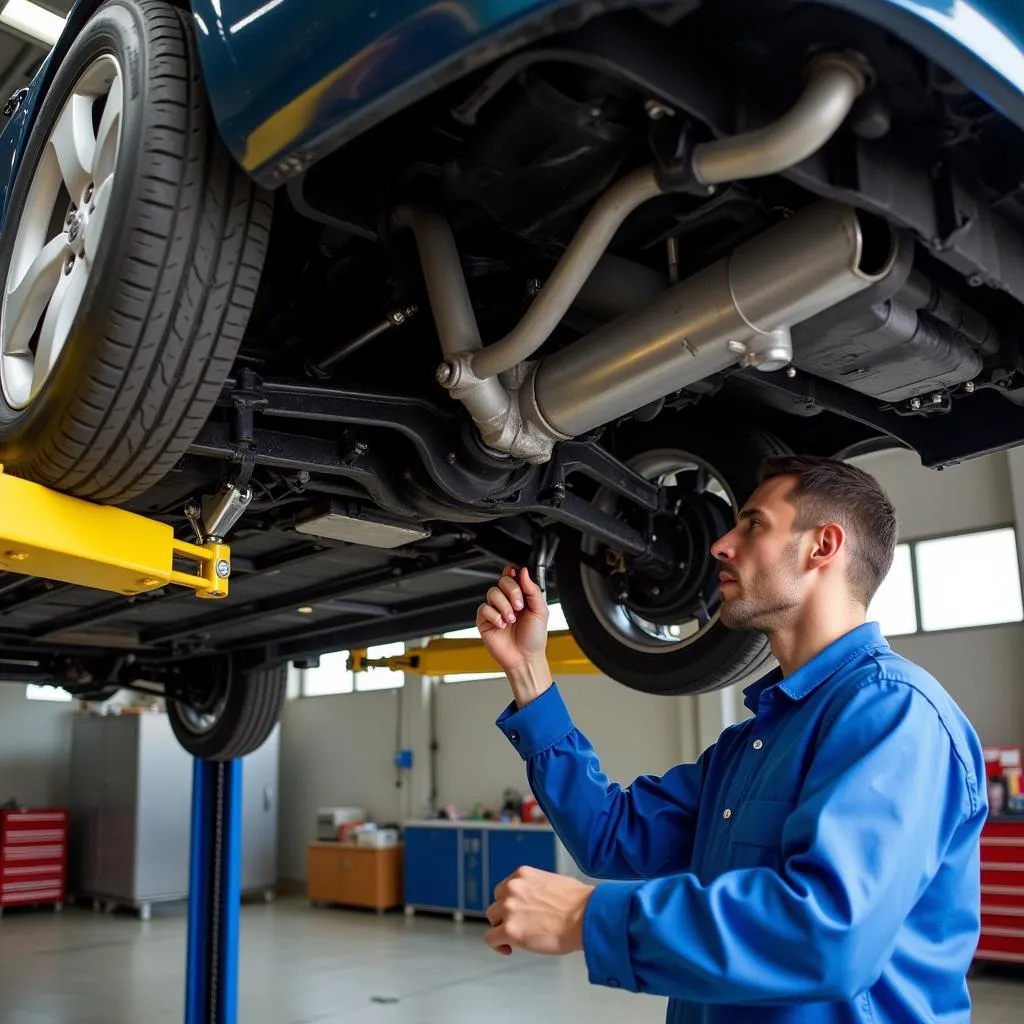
527, 201, 898, 439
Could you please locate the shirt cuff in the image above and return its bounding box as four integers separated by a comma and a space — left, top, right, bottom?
583, 881, 642, 992
495, 683, 574, 759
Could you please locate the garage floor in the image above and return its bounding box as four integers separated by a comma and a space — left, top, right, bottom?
0, 898, 1020, 1023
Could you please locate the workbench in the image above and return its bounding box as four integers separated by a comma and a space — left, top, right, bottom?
402, 820, 576, 921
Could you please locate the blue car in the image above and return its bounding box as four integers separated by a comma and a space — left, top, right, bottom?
0, 0, 1022, 757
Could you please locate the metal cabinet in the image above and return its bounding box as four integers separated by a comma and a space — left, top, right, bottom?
403, 821, 570, 921
68, 713, 279, 919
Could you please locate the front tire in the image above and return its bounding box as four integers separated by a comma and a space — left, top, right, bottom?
0, 0, 271, 504
555, 423, 789, 696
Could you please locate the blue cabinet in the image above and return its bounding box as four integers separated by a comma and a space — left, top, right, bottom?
403, 822, 569, 919
460, 830, 485, 913
486, 828, 556, 899
403, 826, 459, 912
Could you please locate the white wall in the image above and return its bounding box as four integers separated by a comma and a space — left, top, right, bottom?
0, 684, 74, 808
854, 447, 1024, 743
854, 447, 1012, 538
273, 444, 1024, 883
433, 674, 684, 814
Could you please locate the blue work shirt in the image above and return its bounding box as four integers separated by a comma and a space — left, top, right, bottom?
496, 622, 987, 1023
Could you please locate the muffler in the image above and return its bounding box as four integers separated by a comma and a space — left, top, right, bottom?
526, 201, 899, 440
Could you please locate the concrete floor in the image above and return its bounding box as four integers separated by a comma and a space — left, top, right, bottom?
0, 898, 1021, 1023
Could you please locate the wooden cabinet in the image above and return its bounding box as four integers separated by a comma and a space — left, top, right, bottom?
307, 842, 403, 912
976, 818, 1024, 965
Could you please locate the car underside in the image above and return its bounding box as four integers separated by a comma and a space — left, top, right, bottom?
2, 0, 1024, 755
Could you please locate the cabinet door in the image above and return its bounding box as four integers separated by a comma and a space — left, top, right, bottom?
461, 830, 485, 913
487, 830, 556, 901
404, 828, 459, 910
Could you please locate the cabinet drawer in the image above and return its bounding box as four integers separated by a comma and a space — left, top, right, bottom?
307, 845, 402, 910
404, 828, 459, 910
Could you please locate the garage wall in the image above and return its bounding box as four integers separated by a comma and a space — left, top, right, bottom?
854, 447, 1024, 743
0, 684, 74, 807
433, 674, 684, 814
278, 445, 1024, 882
277, 688, 410, 882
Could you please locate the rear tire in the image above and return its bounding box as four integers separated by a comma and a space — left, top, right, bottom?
555, 423, 789, 696
0, 0, 271, 504
168, 660, 286, 760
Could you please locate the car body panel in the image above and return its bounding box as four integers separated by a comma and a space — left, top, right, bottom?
0, 0, 1020, 203
185, 0, 1024, 189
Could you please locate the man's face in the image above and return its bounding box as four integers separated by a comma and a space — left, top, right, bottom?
710, 476, 808, 633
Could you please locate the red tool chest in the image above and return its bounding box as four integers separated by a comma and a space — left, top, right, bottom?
0, 808, 68, 915
976, 817, 1024, 964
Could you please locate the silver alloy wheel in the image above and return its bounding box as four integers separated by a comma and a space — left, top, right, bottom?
178, 696, 228, 736
0, 54, 123, 410
580, 449, 738, 654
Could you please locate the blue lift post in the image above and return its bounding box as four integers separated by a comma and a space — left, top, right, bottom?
186, 758, 244, 1024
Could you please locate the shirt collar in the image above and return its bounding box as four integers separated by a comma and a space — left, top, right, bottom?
742, 621, 889, 712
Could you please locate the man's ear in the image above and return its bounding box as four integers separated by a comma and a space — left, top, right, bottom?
809, 522, 846, 569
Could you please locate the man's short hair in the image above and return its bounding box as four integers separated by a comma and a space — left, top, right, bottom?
758, 455, 898, 606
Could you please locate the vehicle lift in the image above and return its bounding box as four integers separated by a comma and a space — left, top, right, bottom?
0, 465, 599, 1022
0, 465, 242, 1024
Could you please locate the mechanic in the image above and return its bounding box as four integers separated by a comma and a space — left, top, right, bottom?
476, 455, 987, 1023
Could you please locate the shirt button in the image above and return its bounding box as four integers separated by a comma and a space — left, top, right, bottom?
753, 739, 763, 750
723, 808, 733, 820
509, 730, 521, 744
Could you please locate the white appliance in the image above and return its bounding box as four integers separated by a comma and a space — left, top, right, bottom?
316, 807, 366, 841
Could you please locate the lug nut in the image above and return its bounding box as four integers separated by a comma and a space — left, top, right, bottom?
63, 255, 75, 275
84, 183, 94, 203
644, 99, 674, 120
785, 366, 797, 378
965, 381, 976, 394
909, 397, 922, 411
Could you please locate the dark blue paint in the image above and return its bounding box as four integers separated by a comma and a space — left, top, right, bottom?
185, 758, 243, 1024
181, 0, 1024, 188
0, 1, 1023, 207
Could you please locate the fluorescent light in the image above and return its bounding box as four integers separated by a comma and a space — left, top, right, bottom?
0, 0, 66, 48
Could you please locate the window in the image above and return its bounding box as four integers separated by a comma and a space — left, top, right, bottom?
915, 528, 1023, 632
866, 527, 1023, 637
356, 643, 405, 691
301, 651, 354, 697
26, 684, 72, 703
440, 602, 569, 682
867, 544, 917, 637
300, 644, 406, 696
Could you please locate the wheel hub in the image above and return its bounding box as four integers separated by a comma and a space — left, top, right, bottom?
626, 484, 733, 625
67, 210, 87, 253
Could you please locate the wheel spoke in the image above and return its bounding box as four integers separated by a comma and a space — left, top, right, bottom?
2, 235, 68, 356
92, 80, 122, 189
50, 94, 96, 201
84, 175, 113, 267
32, 260, 87, 393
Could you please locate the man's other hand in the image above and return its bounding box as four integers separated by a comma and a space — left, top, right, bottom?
484, 865, 595, 957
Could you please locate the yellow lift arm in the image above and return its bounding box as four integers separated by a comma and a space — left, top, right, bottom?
0, 465, 231, 599
350, 630, 598, 677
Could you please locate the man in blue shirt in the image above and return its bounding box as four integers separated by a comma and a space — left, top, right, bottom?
476, 455, 987, 1023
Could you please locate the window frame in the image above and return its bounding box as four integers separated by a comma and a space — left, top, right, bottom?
873, 523, 1024, 638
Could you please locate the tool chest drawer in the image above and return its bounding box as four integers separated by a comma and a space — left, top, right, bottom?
0, 809, 68, 913
976, 819, 1024, 964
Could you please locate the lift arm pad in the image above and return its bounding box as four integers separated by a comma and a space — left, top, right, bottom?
0, 466, 230, 599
